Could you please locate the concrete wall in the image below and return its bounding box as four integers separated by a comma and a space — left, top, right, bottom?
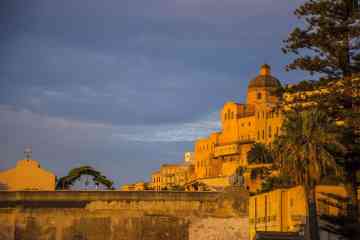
0, 190, 249, 240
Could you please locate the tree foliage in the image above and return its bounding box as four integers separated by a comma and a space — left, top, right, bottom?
247, 143, 273, 164
283, 0, 360, 223
283, 0, 360, 78
259, 173, 295, 194
56, 166, 114, 190
275, 110, 342, 187
274, 109, 343, 240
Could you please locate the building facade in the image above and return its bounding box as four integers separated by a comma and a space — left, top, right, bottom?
121, 181, 148, 191
0, 158, 55, 191
144, 64, 284, 192
150, 164, 194, 191
193, 64, 283, 180
249, 185, 356, 240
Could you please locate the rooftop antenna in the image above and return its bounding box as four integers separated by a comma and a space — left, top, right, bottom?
24, 146, 32, 160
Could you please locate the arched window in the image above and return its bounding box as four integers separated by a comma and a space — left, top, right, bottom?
257, 92, 262, 100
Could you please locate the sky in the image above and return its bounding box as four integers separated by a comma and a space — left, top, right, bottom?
0, 0, 308, 187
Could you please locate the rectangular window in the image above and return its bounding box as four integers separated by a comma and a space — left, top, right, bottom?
262, 130, 265, 140
268, 126, 272, 138
264, 195, 268, 222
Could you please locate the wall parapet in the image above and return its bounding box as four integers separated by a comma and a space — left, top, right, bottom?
0, 190, 222, 208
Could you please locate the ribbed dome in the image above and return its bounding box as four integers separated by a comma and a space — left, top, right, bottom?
248, 75, 282, 89
248, 64, 282, 89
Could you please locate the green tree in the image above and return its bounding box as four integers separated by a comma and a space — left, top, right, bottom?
283, 0, 360, 78
260, 173, 295, 193
327, 126, 360, 220
247, 143, 273, 164
56, 166, 114, 190
275, 110, 343, 240
283, 0, 360, 221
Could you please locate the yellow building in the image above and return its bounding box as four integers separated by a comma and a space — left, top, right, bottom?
151, 163, 194, 191
248, 185, 357, 240
121, 181, 148, 191
151, 170, 162, 191
184, 176, 231, 191
0, 152, 55, 191
194, 64, 283, 180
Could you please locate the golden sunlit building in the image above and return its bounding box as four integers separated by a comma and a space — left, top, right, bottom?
151, 163, 194, 191
121, 181, 149, 191
249, 185, 360, 240
193, 64, 283, 182
0, 149, 55, 191
128, 64, 284, 192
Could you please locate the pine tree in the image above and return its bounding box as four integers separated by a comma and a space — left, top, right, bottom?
283, 0, 360, 226
283, 0, 360, 78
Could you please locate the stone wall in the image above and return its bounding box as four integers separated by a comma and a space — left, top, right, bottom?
0, 190, 249, 240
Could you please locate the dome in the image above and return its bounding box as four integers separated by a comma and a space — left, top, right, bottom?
248, 75, 282, 89
248, 64, 282, 89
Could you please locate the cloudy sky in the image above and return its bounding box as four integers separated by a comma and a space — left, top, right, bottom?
0, 0, 307, 186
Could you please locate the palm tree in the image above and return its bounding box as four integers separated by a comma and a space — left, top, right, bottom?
247, 143, 273, 164
274, 109, 343, 240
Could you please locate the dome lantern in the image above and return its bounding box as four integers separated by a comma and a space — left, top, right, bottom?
260, 64, 271, 76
